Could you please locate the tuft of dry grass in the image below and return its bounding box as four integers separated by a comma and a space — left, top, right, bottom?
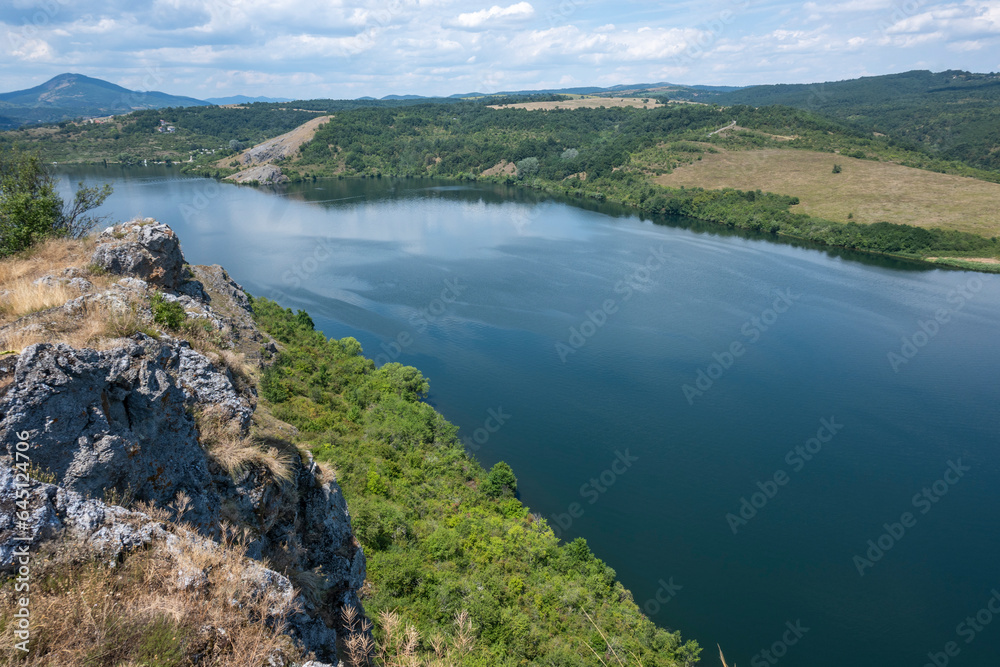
0, 236, 97, 286
0, 529, 303, 666
376, 610, 420, 667
196, 404, 296, 483
0, 278, 78, 325
339, 608, 476, 667
342, 605, 375, 666
0, 298, 155, 353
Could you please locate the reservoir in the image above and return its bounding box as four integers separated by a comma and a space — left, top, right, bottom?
57, 165, 1000, 667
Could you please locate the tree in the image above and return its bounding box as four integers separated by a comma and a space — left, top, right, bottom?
482, 461, 517, 498
0, 146, 112, 257
515, 156, 539, 179
61, 180, 113, 239
832, 163, 842, 173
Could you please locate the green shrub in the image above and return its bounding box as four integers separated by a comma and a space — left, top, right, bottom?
482, 461, 517, 498
365, 468, 389, 496
259, 366, 289, 402
0, 146, 112, 258
150, 293, 186, 329
250, 297, 702, 664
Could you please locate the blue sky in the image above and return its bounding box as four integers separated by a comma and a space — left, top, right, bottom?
2, 0, 998, 99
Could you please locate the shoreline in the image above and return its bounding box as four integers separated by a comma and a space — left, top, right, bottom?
55, 160, 1000, 274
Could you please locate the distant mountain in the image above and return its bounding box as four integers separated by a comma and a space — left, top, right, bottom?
204, 95, 293, 105
0, 73, 209, 127
445, 82, 742, 100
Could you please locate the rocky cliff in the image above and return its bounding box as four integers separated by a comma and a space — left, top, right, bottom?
0, 220, 365, 665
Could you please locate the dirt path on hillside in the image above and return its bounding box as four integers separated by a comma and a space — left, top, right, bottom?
219, 115, 331, 169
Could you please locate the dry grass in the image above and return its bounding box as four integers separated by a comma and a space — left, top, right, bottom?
0, 530, 303, 666
480, 160, 518, 177
0, 298, 155, 353
489, 96, 663, 111
339, 609, 475, 667
0, 236, 96, 286
0, 235, 121, 341
196, 404, 296, 483
653, 148, 1000, 237
0, 278, 78, 324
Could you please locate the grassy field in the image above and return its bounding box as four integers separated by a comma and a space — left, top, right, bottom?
652, 148, 1000, 238
489, 96, 663, 111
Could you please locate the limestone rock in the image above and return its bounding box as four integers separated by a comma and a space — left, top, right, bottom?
0, 466, 340, 662
0, 336, 364, 661
0, 219, 365, 663
0, 339, 219, 531
226, 164, 289, 185
92, 220, 187, 289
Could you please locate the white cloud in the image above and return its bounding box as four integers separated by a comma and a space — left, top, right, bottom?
948, 39, 983, 50
1, 0, 999, 99
803, 0, 894, 14
506, 24, 709, 65
452, 2, 534, 30
9, 37, 54, 61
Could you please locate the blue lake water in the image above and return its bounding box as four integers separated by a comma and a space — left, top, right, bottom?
57, 165, 1000, 666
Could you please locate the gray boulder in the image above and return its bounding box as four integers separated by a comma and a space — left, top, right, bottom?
0, 339, 220, 532
92, 220, 187, 289
0, 337, 365, 661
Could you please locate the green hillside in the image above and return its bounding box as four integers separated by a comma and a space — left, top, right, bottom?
704, 70, 1000, 169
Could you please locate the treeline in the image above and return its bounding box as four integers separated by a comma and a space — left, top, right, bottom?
285, 101, 1000, 263
559, 171, 1000, 258
251, 298, 702, 665
707, 70, 1000, 170
124, 106, 322, 143
298, 101, 734, 179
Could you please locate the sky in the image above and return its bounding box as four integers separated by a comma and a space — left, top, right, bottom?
1, 0, 999, 100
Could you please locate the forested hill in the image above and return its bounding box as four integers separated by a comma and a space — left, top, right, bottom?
280, 101, 1000, 269
0, 73, 209, 129
701, 70, 1000, 169
6, 81, 1000, 269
